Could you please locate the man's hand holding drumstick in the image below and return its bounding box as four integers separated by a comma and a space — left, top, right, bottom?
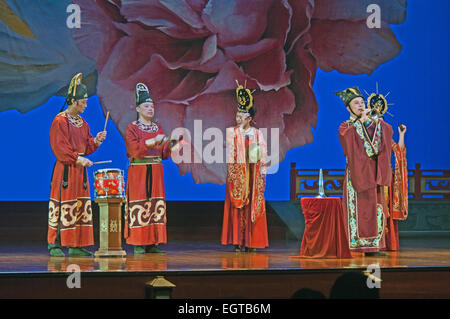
77, 113, 111, 167
76, 156, 94, 167
94, 112, 109, 146
94, 131, 107, 146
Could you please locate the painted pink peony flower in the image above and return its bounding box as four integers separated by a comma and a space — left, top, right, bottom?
71, 0, 407, 184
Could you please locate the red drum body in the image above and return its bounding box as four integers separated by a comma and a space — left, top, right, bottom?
94, 168, 124, 198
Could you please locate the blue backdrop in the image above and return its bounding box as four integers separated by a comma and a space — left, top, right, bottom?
1, 1, 449, 201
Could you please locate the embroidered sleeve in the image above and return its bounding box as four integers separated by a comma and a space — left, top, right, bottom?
392, 142, 408, 220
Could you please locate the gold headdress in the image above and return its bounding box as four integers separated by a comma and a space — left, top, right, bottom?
235, 80, 256, 117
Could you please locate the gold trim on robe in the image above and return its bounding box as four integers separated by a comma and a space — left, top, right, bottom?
226, 127, 267, 223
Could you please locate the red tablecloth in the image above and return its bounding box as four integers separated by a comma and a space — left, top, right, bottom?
298, 197, 352, 258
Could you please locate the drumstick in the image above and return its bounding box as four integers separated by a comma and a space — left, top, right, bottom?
92, 160, 112, 165
103, 111, 109, 131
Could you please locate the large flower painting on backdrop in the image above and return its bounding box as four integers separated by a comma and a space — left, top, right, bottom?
0, 0, 407, 184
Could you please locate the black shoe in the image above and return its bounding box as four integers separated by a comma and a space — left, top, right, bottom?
245, 247, 256, 252
234, 245, 242, 252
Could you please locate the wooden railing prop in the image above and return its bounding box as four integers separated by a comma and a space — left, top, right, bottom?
290, 163, 450, 200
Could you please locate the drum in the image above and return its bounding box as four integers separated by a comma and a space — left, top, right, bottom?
93, 168, 124, 198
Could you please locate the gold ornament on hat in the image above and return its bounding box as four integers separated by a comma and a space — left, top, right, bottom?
136, 82, 149, 96
235, 79, 255, 113
68, 73, 83, 98
348, 88, 359, 96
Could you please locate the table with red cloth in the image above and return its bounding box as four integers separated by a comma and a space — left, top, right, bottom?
298, 197, 352, 258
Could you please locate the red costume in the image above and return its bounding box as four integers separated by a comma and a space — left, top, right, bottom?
339, 118, 393, 253
124, 120, 171, 246
48, 111, 99, 247
336, 86, 408, 253
221, 126, 268, 249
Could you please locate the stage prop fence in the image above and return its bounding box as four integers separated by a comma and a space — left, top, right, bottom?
290, 163, 450, 201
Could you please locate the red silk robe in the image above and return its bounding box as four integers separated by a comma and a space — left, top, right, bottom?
221, 126, 268, 249
48, 112, 99, 247
124, 121, 171, 246
339, 118, 393, 253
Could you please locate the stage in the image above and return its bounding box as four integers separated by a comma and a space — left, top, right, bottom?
1, 0, 450, 304
0, 238, 449, 299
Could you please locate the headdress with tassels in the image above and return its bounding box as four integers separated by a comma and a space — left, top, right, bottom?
235, 79, 256, 118
60, 73, 88, 112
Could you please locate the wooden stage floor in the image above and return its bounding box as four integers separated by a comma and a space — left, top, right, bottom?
0, 239, 449, 274
0, 238, 449, 298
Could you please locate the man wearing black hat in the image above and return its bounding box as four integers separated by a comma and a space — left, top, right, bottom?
47, 73, 106, 257
123, 83, 180, 254
336, 86, 394, 256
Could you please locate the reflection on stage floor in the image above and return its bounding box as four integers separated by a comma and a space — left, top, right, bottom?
0, 239, 449, 274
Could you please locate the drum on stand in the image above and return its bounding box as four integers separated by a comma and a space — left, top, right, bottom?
93, 168, 124, 199
93, 168, 126, 257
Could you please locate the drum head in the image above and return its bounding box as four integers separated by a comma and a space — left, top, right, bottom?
94, 168, 123, 174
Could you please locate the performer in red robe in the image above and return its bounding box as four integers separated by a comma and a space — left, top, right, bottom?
336, 87, 396, 256
124, 83, 179, 254
48, 73, 106, 257
222, 82, 268, 252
